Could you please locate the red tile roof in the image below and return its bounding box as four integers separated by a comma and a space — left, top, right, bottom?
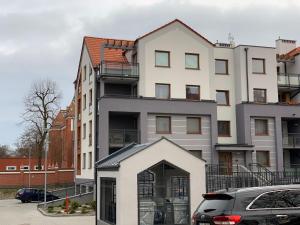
284, 47, 300, 59
84, 37, 134, 67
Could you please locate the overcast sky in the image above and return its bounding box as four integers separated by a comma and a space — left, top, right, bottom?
1, 0, 300, 147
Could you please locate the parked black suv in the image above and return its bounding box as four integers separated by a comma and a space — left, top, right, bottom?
15, 188, 59, 203
193, 185, 300, 225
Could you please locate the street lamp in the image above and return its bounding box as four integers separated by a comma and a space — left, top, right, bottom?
44, 130, 49, 208
28, 148, 31, 188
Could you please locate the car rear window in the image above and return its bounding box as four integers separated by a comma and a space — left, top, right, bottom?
196, 194, 235, 213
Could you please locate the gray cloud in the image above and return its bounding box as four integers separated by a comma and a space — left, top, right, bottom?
1, 0, 300, 145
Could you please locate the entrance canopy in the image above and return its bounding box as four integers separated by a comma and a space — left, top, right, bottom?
96, 137, 206, 225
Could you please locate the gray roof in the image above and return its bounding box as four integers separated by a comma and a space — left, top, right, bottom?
96, 142, 153, 170
96, 137, 206, 171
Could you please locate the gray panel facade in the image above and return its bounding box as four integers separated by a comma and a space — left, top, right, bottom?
250, 117, 276, 171
236, 103, 300, 171
147, 114, 212, 163
97, 97, 218, 163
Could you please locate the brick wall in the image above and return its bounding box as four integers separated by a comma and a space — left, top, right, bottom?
0, 169, 74, 188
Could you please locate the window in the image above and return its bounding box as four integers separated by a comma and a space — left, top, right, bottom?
185, 53, 199, 69
171, 176, 189, 198
252, 58, 265, 74
156, 116, 171, 134
249, 190, 300, 210
89, 65, 93, 82
256, 151, 270, 167
249, 191, 276, 209
88, 152, 92, 169
190, 150, 202, 159
83, 153, 86, 169
216, 90, 229, 105
187, 117, 201, 134
186, 85, 200, 100
6, 166, 16, 171
100, 178, 116, 224
155, 50, 170, 67
20, 165, 29, 171
89, 89, 93, 106
83, 123, 86, 139
253, 89, 266, 103
34, 165, 44, 170
215, 59, 228, 74
138, 170, 155, 199
89, 120, 92, 146
255, 119, 268, 136
218, 121, 230, 137
155, 83, 170, 99
83, 94, 86, 110
83, 65, 87, 80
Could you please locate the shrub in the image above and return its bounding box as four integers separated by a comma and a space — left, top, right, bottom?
81, 206, 88, 214
90, 200, 96, 211
69, 209, 75, 214
47, 206, 54, 213
70, 201, 80, 211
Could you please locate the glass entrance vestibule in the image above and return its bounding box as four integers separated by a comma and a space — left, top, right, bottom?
138, 161, 190, 225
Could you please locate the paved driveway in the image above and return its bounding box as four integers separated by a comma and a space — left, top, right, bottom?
0, 199, 95, 225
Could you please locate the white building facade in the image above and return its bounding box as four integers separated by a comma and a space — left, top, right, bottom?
74, 19, 300, 184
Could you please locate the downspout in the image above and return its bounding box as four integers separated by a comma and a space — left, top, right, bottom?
244, 48, 250, 102
95, 45, 104, 225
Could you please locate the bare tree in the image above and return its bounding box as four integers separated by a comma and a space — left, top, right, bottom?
22, 79, 61, 169
0, 145, 10, 157
15, 125, 40, 157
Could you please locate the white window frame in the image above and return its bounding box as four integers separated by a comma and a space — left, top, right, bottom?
34, 165, 44, 170
6, 166, 17, 171
20, 165, 30, 171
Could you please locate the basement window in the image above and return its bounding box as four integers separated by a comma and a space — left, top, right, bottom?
6, 166, 16, 171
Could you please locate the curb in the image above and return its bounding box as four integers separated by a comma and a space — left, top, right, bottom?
37, 207, 95, 217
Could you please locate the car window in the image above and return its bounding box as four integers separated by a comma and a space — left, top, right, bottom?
197, 194, 235, 213
250, 190, 300, 209
250, 191, 276, 209
274, 190, 300, 208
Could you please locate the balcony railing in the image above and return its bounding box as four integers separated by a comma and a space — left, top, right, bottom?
109, 129, 139, 148
99, 60, 139, 78
278, 73, 300, 87
282, 133, 300, 148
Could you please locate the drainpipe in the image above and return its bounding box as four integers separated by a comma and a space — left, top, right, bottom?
244, 48, 250, 102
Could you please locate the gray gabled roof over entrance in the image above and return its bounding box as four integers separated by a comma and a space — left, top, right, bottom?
96, 137, 205, 171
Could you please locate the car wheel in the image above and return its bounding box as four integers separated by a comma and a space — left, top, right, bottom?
21, 200, 25, 203
27, 198, 32, 203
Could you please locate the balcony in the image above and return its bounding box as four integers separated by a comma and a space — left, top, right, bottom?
109, 129, 139, 148
278, 73, 300, 88
283, 133, 300, 148
99, 61, 139, 80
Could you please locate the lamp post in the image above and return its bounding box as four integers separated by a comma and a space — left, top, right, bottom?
28, 148, 31, 188
44, 130, 49, 209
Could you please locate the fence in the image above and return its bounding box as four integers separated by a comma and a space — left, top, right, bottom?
206, 164, 300, 192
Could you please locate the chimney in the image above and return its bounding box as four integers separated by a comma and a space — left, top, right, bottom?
276, 38, 296, 55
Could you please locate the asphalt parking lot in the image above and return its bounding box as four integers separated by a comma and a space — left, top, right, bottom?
0, 199, 95, 225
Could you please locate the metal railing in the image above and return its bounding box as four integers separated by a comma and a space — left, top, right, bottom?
99, 60, 139, 78
278, 73, 300, 87
109, 129, 139, 148
206, 164, 300, 192
282, 133, 300, 148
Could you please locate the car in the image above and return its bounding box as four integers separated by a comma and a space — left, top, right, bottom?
192, 184, 300, 225
15, 188, 59, 203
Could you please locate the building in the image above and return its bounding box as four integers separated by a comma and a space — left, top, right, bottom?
73, 19, 300, 186
96, 137, 205, 225
0, 157, 74, 187
48, 100, 75, 169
